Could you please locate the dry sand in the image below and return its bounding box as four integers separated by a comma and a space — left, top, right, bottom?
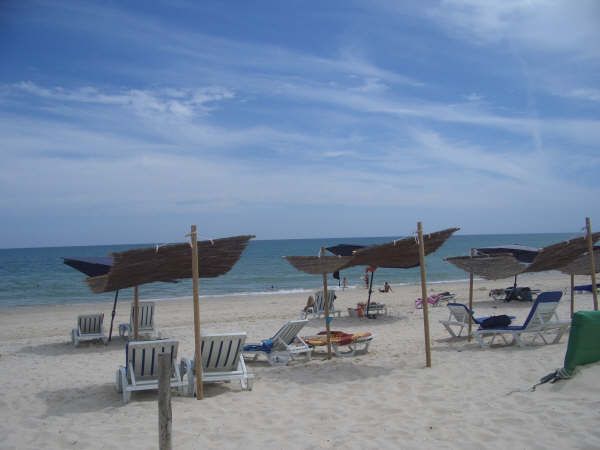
1, 272, 599, 449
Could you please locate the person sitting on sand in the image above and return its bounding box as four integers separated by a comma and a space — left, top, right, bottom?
379, 282, 392, 293
303, 295, 315, 312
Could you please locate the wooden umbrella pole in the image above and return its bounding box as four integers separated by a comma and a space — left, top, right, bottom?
321, 247, 333, 360
417, 222, 431, 368
570, 273, 575, 318
134, 285, 139, 340
585, 217, 598, 311
468, 248, 474, 342
191, 225, 203, 399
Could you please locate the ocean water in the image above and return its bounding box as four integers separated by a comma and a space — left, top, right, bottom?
0, 233, 577, 307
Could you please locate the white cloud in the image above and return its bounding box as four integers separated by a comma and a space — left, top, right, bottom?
564, 88, 600, 103
428, 0, 600, 58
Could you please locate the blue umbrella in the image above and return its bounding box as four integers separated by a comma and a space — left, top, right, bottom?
63, 257, 120, 341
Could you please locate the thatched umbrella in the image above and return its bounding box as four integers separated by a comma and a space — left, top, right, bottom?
476, 244, 538, 293
341, 226, 460, 367
283, 251, 353, 359
84, 232, 254, 399
559, 248, 600, 317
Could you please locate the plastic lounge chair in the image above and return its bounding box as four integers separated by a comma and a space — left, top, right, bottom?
243, 320, 312, 366
303, 331, 374, 357
71, 313, 108, 346
472, 291, 571, 348
490, 287, 541, 302
119, 301, 161, 340
573, 283, 600, 294
300, 290, 341, 319
440, 303, 516, 338
415, 293, 455, 309
180, 333, 254, 395
115, 338, 185, 403
348, 302, 388, 318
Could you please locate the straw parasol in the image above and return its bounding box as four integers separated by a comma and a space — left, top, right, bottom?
283, 252, 353, 359
559, 248, 600, 276
445, 254, 526, 281
85, 232, 254, 399
341, 226, 460, 366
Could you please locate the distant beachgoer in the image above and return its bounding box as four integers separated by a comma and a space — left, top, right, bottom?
303, 295, 315, 312
343, 277, 347, 290
362, 275, 369, 289
379, 282, 392, 293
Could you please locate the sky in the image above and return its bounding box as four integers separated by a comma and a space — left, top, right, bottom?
1, 0, 599, 248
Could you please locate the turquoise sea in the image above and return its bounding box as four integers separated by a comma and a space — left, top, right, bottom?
0, 233, 578, 307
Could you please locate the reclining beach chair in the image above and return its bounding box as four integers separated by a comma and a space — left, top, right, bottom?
303, 331, 375, 357
118, 301, 160, 340
243, 319, 311, 365
440, 302, 516, 338
301, 290, 341, 319
180, 333, 254, 396
115, 338, 185, 403
415, 293, 455, 309
71, 313, 107, 346
472, 291, 571, 348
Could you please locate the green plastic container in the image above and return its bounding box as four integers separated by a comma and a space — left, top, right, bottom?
564, 310, 600, 373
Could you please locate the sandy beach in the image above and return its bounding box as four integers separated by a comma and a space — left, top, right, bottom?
1, 272, 599, 449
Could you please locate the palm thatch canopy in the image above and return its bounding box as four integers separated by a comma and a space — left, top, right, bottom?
85, 235, 255, 293
523, 233, 600, 273
342, 227, 459, 269
559, 248, 600, 275
282, 255, 354, 275
445, 254, 526, 280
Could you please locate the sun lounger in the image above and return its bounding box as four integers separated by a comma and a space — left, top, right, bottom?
301, 290, 341, 319
115, 338, 185, 403
472, 291, 571, 348
415, 293, 455, 309
303, 331, 374, 357
118, 301, 160, 340
243, 320, 311, 366
573, 283, 600, 294
440, 302, 515, 338
180, 333, 254, 395
348, 302, 388, 318
490, 287, 541, 302
71, 313, 107, 346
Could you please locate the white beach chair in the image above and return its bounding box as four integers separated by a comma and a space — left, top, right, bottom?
472, 291, 571, 348
301, 290, 341, 319
118, 301, 160, 340
180, 333, 254, 396
71, 313, 107, 346
115, 338, 185, 403
243, 320, 312, 366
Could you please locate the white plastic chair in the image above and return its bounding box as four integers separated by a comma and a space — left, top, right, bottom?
71, 313, 107, 346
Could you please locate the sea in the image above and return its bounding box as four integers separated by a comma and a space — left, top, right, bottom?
0, 233, 578, 308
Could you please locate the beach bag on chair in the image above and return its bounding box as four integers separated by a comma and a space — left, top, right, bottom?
480, 315, 512, 328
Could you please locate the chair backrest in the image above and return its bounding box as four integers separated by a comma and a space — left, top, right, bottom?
126, 338, 179, 379
78, 313, 104, 334
314, 290, 336, 312
200, 333, 246, 373
129, 302, 155, 331
271, 320, 308, 349
522, 291, 562, 329
446, 303, 473, 324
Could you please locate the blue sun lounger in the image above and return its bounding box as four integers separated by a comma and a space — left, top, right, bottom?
440, 303, 515, 338
472, 291, 570, 348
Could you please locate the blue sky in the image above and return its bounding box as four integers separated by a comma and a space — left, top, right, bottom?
1, 0, 599, 248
